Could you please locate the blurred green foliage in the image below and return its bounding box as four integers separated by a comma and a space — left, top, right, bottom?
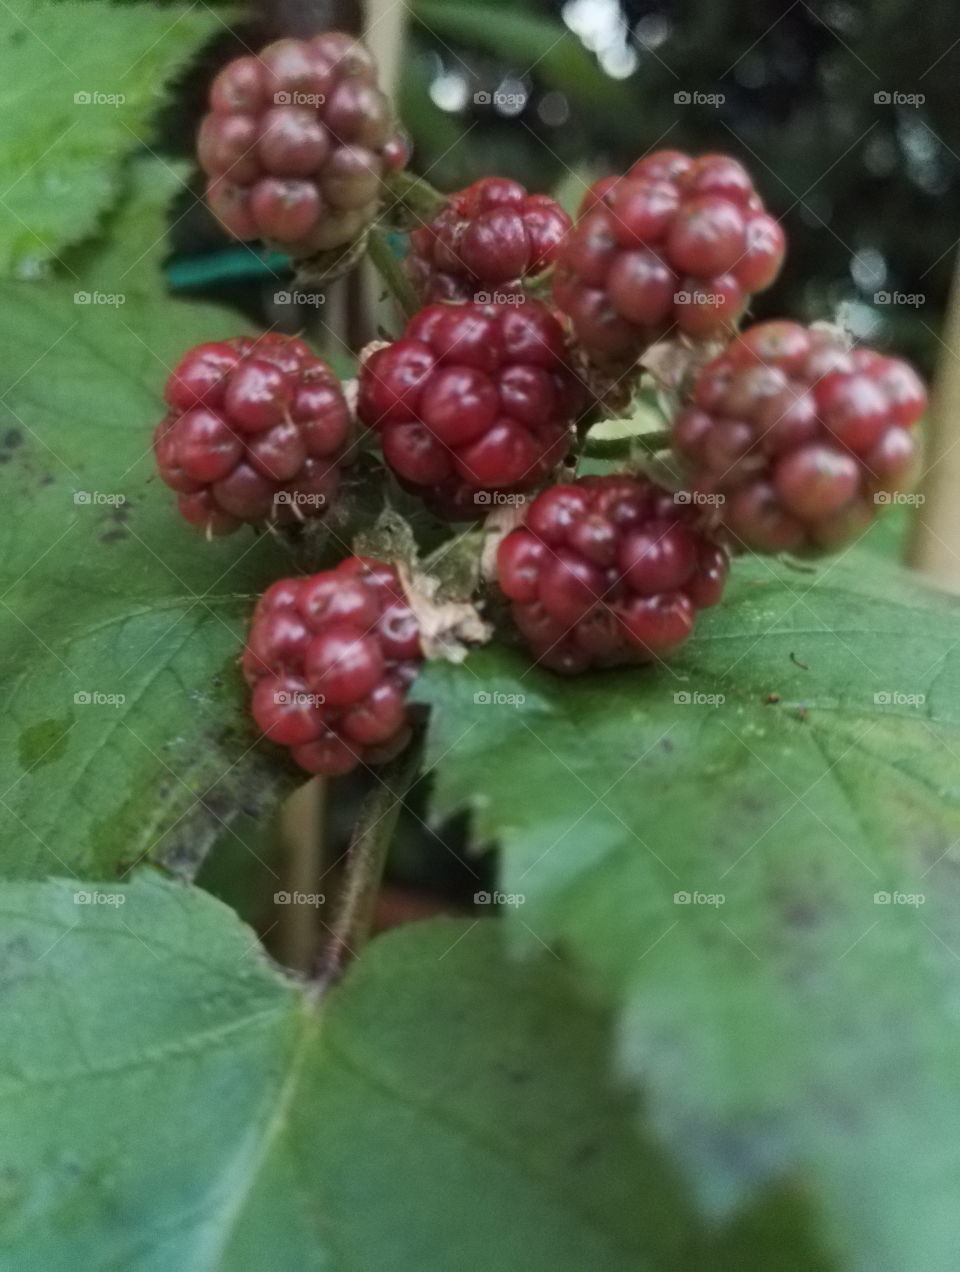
405, 0, 958, 373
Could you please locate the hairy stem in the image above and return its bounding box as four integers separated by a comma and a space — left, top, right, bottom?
315, 738, 423, 989
367, 226, 420, 320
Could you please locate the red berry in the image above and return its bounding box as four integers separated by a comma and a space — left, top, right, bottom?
244, 558, 422, 776
199, 34, 405, 255
674, 321, 927, 553
155, 335, 352, 535
358, 300, 581, 517
553, 149, 785, 362
496, 475, 727, 672
408, 177, 572, 302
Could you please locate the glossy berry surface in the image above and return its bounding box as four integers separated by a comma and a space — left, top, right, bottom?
199, 33, 406, 256
673, 321, 927, 553
408, 177, 571, 302
552, 149, 785, 363
357, 300, 582, 518
497, 474, 729, 673
243, 557, 422, 776
155, 334, 351, 535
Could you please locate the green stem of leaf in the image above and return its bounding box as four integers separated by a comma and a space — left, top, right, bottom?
367, 226, 420, 320
315, 737, 423, 990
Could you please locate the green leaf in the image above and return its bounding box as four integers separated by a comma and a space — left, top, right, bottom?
0, 0, 224, 278
0, 281, 298, 881
416, 551, 960, 1271
63, 155, 190, 294
0, 872, 836, 1269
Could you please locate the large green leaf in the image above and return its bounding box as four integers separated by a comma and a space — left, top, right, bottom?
0, 0, 223, 277
0, 281, 299, 881
416, 552, 960, 1272
0, 872, 836, 1270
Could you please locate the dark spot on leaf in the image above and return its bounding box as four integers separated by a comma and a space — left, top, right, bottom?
4, 429, 21, 449
40, 474, 54, 486
571, 1141, 600, 1165
99, 528, 127, 544
765, 692, 780, 704
661, 736, 675, 753
783, 902, 819, 928
17, 718, 71, 771
790, 651, 809, 670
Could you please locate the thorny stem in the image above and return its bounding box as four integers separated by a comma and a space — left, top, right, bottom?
367, 225, 420, 320
315, 737, 423, 990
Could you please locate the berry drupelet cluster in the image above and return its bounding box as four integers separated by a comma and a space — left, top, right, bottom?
155, 334, 352, 535
243, 557, 422, 775
199, 33, 406, 256
357, 300, 583, 519
496, 475, 729, 674
673, 321, 927, 553
407, 177, 571, 303
552, 150, 785, 363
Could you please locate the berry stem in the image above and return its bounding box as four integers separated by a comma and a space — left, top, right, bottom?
367, 226, 420, 320
582, 428, 672, 460
382, 169, 446, 223
315, 736, 423, 988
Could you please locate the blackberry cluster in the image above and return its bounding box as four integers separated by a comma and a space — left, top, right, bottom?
357, 300, 582, 519
155, 334, 351, 535
552, 150, 785, 363
243, 557, 422, 776
407, 177, 571, 303
199, 34, 406, 257
673, 321, 927, 553
496, 475, 729, 674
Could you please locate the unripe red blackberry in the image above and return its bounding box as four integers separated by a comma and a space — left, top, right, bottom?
199, 33, 407, 257
407, 177, 571, 302
673, 321, 927, 553
243, 557, 422, 776
155, 334, 351, 535
496, 474, 728, 674
552, 150, 785, 363
357, 300, 582, 518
